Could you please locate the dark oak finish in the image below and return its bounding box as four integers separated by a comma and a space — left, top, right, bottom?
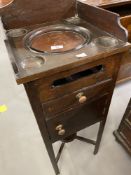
31, 30, 85, 53
24, 83, 60, 174
82, 0, 131, 83
0, 0, 76, 29
46, 95, 108, 142
77, 2, 128, 41
114, 98, 131, 155
23, 52, 123, 174
5, 16, 130, 85
1, 1, 131, 174
103, 4, 131, 83
37, 57, 116, 102
42, 79, 112, 118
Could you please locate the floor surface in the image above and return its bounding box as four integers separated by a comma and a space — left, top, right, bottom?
0, 20, 131, 175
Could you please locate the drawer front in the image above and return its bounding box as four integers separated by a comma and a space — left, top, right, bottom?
46, 95, 108, 142
120, 123, 131, 147
43, 79, 112, 118
36, 57, 116, 102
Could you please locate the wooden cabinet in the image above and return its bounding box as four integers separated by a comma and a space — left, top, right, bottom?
84, 0, 131, 83
24, 52, 124, 174
105, 4, 131, 83
1, 1, 130, 174
114, 98, 131, 155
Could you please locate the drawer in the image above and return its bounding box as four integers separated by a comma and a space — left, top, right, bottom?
120, 123, 131, 147
42, 79, 112, 118
46, 95, 108, 142
36, 57, 116, 102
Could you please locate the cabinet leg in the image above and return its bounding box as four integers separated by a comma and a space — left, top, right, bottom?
45, 141, 60, 175
94, 120, 106, 155
24, 85, 60, 175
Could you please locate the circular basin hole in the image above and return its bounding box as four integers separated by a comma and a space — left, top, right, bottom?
21, 56, 45, 69
31, 30, 86, 53
24, 24, 91, 54
94, 36, 119, 48
7, 29, 28, 38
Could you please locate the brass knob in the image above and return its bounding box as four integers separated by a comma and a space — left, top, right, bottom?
76, 92, 87, 104
56, 124, 65, 136
58, 129, 65, 136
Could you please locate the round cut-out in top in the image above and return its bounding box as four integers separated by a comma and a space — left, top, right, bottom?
21, 56, 45, 69
93, 36, 119, 48
7, 28, 28, 38
24, 24, 91, 54
31, 31, 86, 53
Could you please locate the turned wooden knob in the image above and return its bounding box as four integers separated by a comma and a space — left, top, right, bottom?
76, 92, 87, 104
56, 124, 63, 131
58, 129, 65, 136
56, 124, 65, 136
79, 96, 87, 103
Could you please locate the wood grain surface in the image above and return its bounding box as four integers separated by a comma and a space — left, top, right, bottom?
0, 0, 76, 29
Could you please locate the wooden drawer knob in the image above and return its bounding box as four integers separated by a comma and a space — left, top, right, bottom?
58, 129, 65, 136
76, 92, 87, 104
56, 124, 65, 136
79, 96, 87, 103
56, 124, 63, 131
